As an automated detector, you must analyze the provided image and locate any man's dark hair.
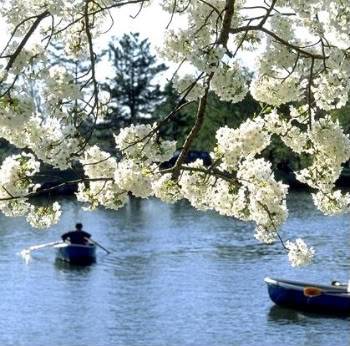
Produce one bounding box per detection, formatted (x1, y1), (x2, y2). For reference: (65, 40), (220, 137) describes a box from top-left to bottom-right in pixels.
(75, 223), (83, 230)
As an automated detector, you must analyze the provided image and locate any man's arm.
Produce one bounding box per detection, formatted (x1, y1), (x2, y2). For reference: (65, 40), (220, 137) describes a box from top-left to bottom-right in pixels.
(61, 231), (71, 241)
(82, 231), (91, 239)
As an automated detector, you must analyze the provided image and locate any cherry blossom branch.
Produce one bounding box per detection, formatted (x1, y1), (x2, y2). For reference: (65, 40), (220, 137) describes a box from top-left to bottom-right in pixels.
(217, 0), (235, 45)
(0, 178), (113, 202)
(0, 13), (48, 58)
(172, 74), (213, 178)
(42, 0), (148, 41)
(4, 11), (50, 73)
(171, 0), (237, 177)
(229, 25), (325, 60)
(259, 0), (277, 27)
(307, 57), (315, 129)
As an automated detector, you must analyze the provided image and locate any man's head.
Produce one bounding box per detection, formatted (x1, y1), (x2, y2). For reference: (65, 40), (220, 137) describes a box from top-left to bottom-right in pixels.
(75, 223), (83, 231)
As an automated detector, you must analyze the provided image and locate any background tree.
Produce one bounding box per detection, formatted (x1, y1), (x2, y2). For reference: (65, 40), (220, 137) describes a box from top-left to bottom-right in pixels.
(154, 81), (299, 182)
(102, 32), (167, 128)
(153, 81), (194, 145)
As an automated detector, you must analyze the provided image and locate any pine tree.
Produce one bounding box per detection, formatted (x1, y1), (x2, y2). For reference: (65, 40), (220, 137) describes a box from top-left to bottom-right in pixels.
(103, 33), (167, 128)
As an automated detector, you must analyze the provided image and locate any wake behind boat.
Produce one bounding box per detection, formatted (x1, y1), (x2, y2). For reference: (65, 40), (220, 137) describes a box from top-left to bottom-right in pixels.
(264, 277), (350, 315)
(55, 243), (97, 265)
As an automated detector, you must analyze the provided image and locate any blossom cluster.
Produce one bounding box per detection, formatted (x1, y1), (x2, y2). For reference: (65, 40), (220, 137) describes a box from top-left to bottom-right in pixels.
(0, 153), (40, 201)
(26, 202), (62, 229)
(160, 1), (246, 103)
(3, 0), (350, 267)
(114, 123), (176, 163)
(295, 117), (350, 193)
(0, 153), (61, 228)
(237, 157), (288, 244)
(77, 145), (128, 210)
(77, 126), (177, 207)
(285, 239), (315, 267)
(215, 117), (271, 171)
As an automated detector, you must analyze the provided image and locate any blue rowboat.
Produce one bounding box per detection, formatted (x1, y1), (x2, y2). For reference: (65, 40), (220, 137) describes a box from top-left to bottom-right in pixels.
(264, 277), (350, 315)
(55, 243), (96, 265)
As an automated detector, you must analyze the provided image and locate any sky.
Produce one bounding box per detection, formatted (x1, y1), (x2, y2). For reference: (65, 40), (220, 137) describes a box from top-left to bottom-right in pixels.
(96, 2), (193, 82)
(106, 3), (175, 51)
(95, 2), (180, 82)
(96, 2), (258, 82)
(0, 2), (259, 84)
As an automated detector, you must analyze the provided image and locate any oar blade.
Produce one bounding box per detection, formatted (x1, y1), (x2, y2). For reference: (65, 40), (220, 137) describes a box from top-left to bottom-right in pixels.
(19, 240), (62, 263)
(19, 249), (32, 264)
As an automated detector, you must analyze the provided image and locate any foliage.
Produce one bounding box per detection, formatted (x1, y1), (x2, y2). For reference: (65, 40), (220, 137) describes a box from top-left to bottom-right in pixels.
(2, 0), (350, 266)
(153, 82), (195, 146)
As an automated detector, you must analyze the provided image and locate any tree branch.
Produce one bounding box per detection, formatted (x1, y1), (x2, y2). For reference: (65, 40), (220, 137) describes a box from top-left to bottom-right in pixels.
(229, 25), (325, 59)
(4, 11), (50, 73)
(0, 178), (113, 202)
(172, 73), (213, 178)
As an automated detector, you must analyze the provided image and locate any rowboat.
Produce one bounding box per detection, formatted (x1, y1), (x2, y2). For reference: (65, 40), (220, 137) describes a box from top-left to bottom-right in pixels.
(55, 243), (96, 265)
(264, 277), (350, 315)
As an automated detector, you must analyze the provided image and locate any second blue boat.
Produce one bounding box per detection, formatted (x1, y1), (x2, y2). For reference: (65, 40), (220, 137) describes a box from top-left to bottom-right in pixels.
(264, 277), (350, 315)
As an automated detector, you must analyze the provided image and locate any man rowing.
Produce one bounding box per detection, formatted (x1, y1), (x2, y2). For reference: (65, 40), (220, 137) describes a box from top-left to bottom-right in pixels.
(61, 223), (91, 245)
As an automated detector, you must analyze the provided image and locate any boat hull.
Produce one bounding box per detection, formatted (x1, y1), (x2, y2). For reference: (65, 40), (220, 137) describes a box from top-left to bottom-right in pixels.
(264, 277), (350, 315)
(55, 243), (96, 265)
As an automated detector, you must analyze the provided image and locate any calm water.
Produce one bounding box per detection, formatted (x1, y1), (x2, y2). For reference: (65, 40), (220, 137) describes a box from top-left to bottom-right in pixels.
(0, 192), (349, 346)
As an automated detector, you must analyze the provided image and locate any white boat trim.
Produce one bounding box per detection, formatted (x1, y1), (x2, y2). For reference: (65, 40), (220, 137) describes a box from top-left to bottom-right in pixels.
(54, 243), (95, 249)
(264, 276), (348, 293)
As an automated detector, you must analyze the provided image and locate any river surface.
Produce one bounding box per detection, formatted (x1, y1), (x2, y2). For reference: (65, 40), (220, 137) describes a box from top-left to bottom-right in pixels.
(0, 192), (349, 346)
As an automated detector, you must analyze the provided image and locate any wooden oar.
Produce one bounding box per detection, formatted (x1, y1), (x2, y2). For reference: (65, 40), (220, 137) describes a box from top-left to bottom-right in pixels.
(303, 286), (347, 297)
(25, 241), (62, 252)
(20, 240), (63, 262)
(87, 238), (111, 254)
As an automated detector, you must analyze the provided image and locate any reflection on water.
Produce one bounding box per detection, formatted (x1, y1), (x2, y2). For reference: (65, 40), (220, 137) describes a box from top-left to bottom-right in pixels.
(54, 259), (95, 273)
(268, 305), (309, 324)
(268, 305), (350, 323)
(0, 192), (348, 346)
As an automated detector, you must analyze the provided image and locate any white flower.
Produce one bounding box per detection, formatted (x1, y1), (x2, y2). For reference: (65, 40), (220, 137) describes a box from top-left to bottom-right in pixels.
(255, 226), (278, 244)
(209, 180), (250, 220)
(0, 95), (34, 127)
(114, 124), (176, 163)
(80, 145), (117, 179)
(312, 190), (350, 215)
(173, 74), (206, 101)
(76, 181), (128, 211)
(0, 153), (40, 199)
(179, 160), (214, 210)
(26, 202), (62, 229)
(114, 160), (155, 198)
(152, 174), (182, 203)
(295, 116), (350, 190)
(211, 63), (248, 103)
(285, 239), (315, 267)
(238, 157), (288, 241)
(214, 117), (271, 171)
(250, 75), (303, 106)
(44, 66), (82, 105)
(77, 146), (129, 210)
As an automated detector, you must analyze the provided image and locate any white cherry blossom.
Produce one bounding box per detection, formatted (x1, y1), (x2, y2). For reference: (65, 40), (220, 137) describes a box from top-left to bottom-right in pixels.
(286, 238), (315, 267)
